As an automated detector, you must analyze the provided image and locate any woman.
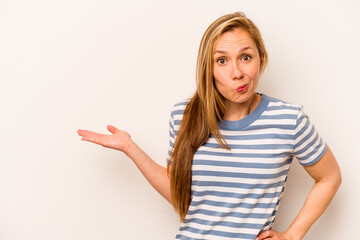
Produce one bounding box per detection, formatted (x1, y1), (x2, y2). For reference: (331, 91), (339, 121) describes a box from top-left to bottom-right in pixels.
(78, 12), (341, 240)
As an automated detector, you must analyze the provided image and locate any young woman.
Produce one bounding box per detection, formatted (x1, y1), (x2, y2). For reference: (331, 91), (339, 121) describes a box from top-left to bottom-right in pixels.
(78, 12), (341, 240)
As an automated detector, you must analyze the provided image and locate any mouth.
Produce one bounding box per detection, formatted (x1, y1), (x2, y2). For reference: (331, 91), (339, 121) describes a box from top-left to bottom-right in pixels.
(236, 84), (248, 92)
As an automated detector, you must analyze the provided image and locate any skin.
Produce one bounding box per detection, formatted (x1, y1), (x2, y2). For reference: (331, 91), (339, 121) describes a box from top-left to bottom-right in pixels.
(77, 28), (342, 240)
(78, 125), (172, 204)
(213, 28), (263, 121)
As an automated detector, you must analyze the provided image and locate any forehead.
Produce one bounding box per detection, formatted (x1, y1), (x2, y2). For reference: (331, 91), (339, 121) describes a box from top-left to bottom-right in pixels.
(214, 28), (257, 52)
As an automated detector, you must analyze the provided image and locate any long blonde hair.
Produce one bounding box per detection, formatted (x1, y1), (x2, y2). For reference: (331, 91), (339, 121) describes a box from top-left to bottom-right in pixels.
(168, 11), (268, 221)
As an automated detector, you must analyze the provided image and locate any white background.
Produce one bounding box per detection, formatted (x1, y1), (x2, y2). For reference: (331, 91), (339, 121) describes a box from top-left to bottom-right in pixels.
(1, 0), (359, 239)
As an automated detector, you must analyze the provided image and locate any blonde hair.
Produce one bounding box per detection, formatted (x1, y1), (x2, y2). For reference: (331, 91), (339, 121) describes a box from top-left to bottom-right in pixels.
(169, 11), (268, 221)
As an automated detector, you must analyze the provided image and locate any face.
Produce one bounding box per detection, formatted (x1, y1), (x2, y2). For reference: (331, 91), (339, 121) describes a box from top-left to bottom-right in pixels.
(213, 28), (263, 107)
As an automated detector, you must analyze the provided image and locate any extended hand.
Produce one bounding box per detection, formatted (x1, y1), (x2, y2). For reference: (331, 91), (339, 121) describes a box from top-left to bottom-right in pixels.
(77, 125), (131, 152)
(257, 230), (293, 240)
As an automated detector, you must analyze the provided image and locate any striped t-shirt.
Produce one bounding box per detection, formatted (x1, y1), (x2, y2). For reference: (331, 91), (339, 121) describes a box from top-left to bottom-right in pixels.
(167, 93), (327, 240)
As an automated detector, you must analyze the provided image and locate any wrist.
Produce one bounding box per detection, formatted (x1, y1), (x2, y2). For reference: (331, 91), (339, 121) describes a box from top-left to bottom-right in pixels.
(123, 138), (136, 156)
(284, 229), (302, 240)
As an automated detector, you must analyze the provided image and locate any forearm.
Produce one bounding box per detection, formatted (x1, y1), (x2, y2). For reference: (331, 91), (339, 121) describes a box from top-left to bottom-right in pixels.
(284, 178), (341, 239)
(124, 139), (172, 204)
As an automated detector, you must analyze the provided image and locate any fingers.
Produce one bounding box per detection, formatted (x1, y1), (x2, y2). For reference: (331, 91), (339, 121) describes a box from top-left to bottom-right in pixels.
(257, 230), (285, 240)
(257, 230), (273, 240)
(77, 126), (122, 149)
(77, 129), (106, 146)
(77, 129), (95, 138)
(107, 125), (119, 134)
(77, 129), (87, 138)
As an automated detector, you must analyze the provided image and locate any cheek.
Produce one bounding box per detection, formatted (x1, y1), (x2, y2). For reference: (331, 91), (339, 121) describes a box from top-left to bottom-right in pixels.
(213, 69), (228, 94)
(246, 64), (261, 78)
(213, 66), (222, 82)
(213, 78), (222, 93)
(213, 66), (229, 86)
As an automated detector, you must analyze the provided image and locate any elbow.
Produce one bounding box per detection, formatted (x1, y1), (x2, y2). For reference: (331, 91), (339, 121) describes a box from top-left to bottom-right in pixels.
(334, 161), (342, 189)
(335, 169), (342, 190)
(329, 167), (342, 193)
(319, 168), (342, 192)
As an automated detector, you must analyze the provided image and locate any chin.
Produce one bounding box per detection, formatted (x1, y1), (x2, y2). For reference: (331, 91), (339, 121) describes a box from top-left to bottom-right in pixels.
(236, 91), (255, 101)
(226, 95), (251, 105)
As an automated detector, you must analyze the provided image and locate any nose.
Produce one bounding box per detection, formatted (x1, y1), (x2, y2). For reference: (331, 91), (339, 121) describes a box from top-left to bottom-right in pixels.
(231, 62), (243, 80)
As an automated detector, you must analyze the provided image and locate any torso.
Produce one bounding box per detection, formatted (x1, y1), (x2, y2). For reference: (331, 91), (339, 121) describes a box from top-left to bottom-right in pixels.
(168, 93), (327, 240)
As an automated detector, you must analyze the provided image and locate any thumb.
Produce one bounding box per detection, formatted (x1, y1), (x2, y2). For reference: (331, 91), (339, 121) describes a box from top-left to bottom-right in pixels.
(107, 125), (119, 134)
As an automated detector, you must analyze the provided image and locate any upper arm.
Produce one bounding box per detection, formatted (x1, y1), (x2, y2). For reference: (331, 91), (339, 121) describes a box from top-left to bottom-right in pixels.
(166, 104), (175, 166)
(293, 107), (328, 167)
(303, 147), (342, 185)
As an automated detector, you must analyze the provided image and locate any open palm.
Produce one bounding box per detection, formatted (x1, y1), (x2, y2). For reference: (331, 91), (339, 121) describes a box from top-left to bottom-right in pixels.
(77, 125), (131, 152)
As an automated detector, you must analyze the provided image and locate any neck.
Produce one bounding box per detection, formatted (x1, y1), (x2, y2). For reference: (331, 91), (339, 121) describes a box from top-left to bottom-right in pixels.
(222, 93), (260, 121)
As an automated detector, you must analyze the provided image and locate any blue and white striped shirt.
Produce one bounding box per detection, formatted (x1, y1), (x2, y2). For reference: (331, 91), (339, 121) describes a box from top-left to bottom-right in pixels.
(167, 93), (327, 240)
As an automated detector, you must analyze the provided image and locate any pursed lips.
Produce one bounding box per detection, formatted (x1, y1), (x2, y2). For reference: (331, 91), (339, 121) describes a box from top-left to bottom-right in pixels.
(236, 84), (248, 92)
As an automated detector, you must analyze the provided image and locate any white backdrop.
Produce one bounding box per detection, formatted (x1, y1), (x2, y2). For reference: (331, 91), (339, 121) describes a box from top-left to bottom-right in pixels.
(1, 0), (359, 239)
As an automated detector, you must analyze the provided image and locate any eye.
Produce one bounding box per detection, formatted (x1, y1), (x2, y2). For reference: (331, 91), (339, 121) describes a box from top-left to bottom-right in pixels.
(241, 54), (252, 61)
(216, 58), (227, 65)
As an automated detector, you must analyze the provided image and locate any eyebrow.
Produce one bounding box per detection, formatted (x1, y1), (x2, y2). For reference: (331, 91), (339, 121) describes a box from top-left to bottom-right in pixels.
(214, 46), (253, 54)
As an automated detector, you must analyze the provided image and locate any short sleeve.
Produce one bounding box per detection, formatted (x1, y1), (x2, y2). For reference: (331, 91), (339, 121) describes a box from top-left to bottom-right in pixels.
(166, 106), (175, 166)
(293, 107), (328, 166)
